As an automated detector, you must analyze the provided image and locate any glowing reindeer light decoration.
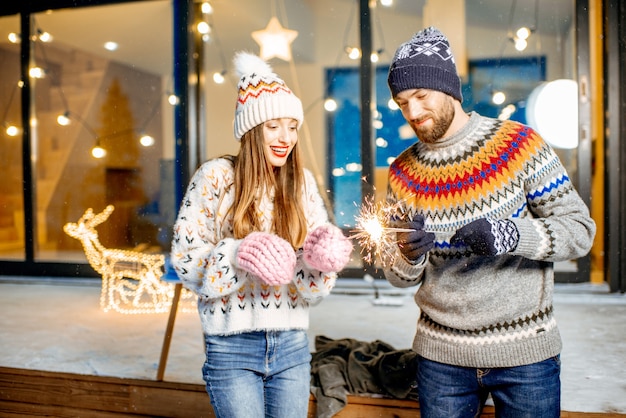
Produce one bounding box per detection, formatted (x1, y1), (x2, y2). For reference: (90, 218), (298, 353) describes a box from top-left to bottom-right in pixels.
(63, 205), (174, 314)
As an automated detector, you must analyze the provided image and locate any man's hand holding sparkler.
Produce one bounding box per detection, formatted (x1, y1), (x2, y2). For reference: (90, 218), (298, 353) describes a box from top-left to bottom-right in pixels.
(391, 214), (436, 264)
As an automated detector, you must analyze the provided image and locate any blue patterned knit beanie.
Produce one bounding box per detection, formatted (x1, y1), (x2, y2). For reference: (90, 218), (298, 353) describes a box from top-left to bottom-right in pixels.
(388, 26), (463, 102)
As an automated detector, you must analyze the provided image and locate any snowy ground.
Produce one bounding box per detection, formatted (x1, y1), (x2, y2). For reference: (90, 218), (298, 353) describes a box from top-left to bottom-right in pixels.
(0, 278), (625, 414)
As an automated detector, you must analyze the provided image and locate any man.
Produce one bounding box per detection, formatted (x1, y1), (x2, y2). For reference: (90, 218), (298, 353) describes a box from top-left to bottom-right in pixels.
(383, 26), (596, 418)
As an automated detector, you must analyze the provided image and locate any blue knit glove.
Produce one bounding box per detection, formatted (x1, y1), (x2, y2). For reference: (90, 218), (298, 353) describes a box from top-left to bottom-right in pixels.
(451, 218), (519, 256)
(391, 214), (435, 263)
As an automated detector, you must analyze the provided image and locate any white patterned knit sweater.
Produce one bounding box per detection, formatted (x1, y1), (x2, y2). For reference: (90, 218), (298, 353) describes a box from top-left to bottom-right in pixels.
(384, 113), (596, 368)
(171, 157), (336, 336)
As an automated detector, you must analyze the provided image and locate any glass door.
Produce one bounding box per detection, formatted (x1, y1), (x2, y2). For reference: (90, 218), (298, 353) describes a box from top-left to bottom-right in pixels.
(0, 1), (176, 267)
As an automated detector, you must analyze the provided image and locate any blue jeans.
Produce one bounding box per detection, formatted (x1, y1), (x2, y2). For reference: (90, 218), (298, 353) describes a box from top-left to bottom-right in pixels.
(417, 355), (561, 418)
(202, 330), (312, 418)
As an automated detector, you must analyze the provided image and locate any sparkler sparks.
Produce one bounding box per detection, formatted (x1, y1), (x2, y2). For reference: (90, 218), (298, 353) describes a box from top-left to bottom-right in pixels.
(351, 198), (411, 266)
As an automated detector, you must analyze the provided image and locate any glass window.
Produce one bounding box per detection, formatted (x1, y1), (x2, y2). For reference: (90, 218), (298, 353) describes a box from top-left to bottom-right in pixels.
(23, 1), (174, 263)
(0, 14), (25, 261)
(327, 0), (577, 272)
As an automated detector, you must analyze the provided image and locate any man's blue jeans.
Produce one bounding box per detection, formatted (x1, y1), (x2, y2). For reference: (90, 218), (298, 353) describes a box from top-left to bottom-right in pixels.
(417, 355), (561, 418)
(202, 330), (311, 418)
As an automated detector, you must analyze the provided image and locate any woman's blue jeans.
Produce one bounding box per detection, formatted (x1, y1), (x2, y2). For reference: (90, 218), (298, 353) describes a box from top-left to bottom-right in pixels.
(417, 355), (561, 418)
(202, 330), (312, 418)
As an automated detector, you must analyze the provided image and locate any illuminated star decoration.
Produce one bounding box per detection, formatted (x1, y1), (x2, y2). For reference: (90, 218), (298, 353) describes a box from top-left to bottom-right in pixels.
(252, 16), (298, 61)
(351, 196), (412, 267)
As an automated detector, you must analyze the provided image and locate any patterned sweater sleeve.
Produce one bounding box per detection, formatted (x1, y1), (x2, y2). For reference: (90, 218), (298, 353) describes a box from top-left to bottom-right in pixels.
(293, 169), (337, 303)
(510, 131), (596, 262)
(170, 159), (247, 299)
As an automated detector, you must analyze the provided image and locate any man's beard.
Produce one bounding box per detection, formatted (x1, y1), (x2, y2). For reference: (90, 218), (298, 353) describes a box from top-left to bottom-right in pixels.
(412, 98), (455, 144)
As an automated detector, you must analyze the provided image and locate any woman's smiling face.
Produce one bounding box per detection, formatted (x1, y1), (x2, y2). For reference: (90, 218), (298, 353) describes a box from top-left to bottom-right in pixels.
(262, 118), (299, 167)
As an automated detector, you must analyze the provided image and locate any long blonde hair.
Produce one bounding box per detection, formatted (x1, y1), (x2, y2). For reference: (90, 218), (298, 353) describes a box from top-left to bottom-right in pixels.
(230, 123), (308, 249)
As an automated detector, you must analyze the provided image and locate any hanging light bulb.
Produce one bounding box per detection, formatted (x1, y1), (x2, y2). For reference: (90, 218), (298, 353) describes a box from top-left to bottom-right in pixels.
(6, 125), (20, 136)
(514, 37), (527, 51)
(139, 134), (155, 147)
(212, 70), (226, 84)
(498, 104), (517, 121)
(197, 21), (210, 35)
(104, 41), (119, 51)
(8, 32), (20, 43)
(370, 48), (383, 63)
(57, 111), (70, 126)
(201, 1), (213, 14)
(516, 27), (531, 40)
(324, 98), (338, 112)
(332, 167), (346, 177)
(29, 67), (45, 78)
(492, 90), (506, 105)
(346, 46), (361, 60)
(168, 93), (179, 105)
(92, 145), (106, 159)
(37, 30), (53, 42)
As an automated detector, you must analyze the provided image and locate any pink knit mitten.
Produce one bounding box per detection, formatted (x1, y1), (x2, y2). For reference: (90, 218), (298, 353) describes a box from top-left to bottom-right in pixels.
(303, 224), (353, 272)
(236, 232), (296, 286)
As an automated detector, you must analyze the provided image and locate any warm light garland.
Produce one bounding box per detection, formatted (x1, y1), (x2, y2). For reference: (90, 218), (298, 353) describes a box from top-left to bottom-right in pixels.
(64, 205), (195, 314)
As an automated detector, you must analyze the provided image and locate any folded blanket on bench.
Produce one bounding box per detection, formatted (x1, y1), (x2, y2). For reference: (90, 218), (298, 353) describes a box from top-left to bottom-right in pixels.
(310, 335), (419, 418)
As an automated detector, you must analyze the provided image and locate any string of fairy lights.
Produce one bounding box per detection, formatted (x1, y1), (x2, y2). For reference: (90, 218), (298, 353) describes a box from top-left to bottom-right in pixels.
(2, 17), (169, 160)
(489, 0), (540, 119)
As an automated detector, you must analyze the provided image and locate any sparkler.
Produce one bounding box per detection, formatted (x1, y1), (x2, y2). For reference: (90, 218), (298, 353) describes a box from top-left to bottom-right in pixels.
(351, 197), (412, 266)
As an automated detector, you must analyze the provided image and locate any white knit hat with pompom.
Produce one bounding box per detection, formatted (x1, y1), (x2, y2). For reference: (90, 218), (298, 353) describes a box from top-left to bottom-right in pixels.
(233, 51), (304, 140)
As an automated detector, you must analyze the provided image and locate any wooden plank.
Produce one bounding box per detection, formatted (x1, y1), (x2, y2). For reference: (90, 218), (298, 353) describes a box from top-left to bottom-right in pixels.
(128, 385), (213, 417)
(0, 400), (144, 418)
(308, 395), (496, 418)
(0, 369), (133, 412)
(0, 367), (214, 417)
(2, 367), (626, 418)
(309, 395), (626, 418)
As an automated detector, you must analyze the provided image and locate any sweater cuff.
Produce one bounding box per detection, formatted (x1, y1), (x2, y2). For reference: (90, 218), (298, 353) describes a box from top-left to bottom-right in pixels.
(393, 246), (428, 277)
(509, 219), (540, 259)
(222, 237), (243, 269)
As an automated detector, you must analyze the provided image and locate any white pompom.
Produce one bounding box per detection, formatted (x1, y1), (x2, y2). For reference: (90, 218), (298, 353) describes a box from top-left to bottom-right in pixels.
(233, 51), (274, 78)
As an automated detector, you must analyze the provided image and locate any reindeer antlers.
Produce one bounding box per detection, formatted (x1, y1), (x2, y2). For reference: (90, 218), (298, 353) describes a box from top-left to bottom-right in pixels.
(78, 205), (115, 227)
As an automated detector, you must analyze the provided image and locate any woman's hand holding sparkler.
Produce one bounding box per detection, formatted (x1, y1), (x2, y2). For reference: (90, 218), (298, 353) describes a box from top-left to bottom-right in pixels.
(391, 214), (435, 264)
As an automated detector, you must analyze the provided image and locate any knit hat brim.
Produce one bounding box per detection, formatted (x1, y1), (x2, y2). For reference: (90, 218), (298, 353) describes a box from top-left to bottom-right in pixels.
(234, 90), (303, 140)
(388, 63), (462, 102)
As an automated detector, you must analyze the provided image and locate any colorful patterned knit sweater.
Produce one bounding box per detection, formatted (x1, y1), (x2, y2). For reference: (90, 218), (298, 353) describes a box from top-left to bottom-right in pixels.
(171, 157), (336, 336)
(384, 112), (596, 368)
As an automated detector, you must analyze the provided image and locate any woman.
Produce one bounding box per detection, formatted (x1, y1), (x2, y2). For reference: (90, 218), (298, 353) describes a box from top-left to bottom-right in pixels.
(171, 51), (352, 418)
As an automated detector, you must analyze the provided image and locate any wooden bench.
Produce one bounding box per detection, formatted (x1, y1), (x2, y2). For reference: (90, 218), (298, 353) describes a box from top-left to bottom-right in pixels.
(1, 367), (623, 417)
(309, 395), (622, 418)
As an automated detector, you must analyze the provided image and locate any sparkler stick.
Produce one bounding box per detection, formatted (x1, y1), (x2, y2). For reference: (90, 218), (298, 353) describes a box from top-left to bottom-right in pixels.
(385, 227), (415, 233)
(350, 197), (412, 266)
